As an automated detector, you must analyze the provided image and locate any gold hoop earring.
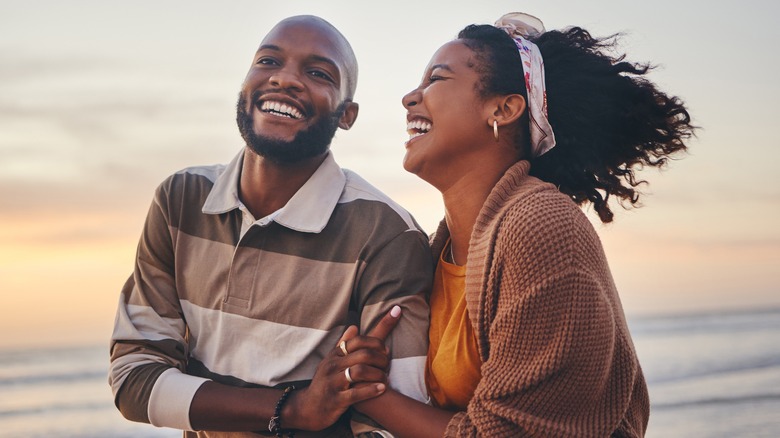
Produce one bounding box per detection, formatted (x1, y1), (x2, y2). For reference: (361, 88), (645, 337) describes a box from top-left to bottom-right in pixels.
(493, 120), (499, 142)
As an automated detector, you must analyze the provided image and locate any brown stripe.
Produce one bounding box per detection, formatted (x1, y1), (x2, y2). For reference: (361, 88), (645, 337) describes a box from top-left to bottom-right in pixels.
(110, 339), (188, 422)
(173, 234), (233, 311)
(355, 229), (432, 307)
(113, 362), (170, 423)
(159, 171), (427, 263)
(362, 294), (430, 359)
(110, 338), (187, 367)
(174, 229), (431, 333)
(164, 171), (241, 246)
(186, 356), (312, 390)
(257, 199), (414, 262)
(123, 273), (181, 320)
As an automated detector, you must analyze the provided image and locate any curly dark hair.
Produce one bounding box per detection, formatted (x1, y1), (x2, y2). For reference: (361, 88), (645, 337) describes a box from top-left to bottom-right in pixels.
(458, 24), (695, 223)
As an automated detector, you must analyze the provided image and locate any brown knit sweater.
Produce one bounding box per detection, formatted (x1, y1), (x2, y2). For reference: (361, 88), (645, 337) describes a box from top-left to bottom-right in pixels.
(430, 160), (649, 437)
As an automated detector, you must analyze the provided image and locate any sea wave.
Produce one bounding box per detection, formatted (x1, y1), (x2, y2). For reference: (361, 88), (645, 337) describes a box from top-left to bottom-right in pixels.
(0, 369), (106, 387)
(654, 393), (780, 410)
(629, 307), (780, 336)
(646, 355), (780, 384)
(0, 401), (110, 419)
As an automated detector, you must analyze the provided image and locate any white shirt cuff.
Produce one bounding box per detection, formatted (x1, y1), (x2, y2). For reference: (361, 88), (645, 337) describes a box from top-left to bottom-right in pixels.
(148, 368), (210, 430)
(388, 355), (430, 404)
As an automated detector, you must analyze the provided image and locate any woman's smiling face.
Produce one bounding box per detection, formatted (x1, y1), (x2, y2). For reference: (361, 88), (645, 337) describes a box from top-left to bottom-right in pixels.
(401, 41), (494, 187)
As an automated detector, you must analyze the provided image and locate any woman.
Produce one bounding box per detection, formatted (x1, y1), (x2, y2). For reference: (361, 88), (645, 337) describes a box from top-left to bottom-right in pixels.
(347, 12), (693, 437)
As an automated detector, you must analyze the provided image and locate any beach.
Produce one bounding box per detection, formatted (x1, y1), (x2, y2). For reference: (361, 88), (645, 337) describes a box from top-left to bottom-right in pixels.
(1, 306), (778, 437)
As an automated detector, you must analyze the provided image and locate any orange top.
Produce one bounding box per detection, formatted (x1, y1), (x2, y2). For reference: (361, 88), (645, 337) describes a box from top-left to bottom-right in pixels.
(425, 242), (482, 410)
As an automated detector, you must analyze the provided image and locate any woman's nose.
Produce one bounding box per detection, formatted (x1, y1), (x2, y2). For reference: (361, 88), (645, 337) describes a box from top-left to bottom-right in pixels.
(402, 88), (420, 108)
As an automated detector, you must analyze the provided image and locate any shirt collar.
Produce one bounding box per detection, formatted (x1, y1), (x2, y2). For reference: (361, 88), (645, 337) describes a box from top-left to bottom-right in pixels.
(202, 149), (346, 234)
(202, 149), (244, 215)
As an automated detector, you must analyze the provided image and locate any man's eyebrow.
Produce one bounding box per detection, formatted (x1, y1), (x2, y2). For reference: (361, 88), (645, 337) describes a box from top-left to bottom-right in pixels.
(309, 54), (340, 73)
(258, 44), (282, 52)
(256, 45), (340, 73)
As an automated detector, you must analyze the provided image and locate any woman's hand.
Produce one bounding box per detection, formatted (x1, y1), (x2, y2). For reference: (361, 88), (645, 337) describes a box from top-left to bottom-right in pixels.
(285, 306), (403, 431)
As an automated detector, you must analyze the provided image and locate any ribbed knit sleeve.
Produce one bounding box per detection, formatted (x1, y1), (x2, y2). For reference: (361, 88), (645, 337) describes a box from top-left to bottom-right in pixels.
(442, 161), (649, 437)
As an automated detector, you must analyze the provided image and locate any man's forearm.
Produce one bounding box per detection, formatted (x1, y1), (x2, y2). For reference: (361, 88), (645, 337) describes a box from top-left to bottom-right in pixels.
(189, 381), (295, 431)
(188, 328), (391, 433)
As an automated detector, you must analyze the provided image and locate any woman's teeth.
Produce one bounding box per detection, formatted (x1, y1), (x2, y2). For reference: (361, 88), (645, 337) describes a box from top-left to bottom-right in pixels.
(407, 119), (431, 139)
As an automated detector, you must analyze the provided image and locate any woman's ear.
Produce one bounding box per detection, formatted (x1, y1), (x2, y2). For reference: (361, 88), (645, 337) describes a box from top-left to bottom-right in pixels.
(488, 94), (526, 127)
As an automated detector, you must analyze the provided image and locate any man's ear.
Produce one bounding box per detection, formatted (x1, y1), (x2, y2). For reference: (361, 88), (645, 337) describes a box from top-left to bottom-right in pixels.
(488, 94), (526, 127)
(338, 101), (359, 130)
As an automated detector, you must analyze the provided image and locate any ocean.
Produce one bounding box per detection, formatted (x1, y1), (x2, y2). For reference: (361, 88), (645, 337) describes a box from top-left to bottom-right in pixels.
(1, 307), (778, 437)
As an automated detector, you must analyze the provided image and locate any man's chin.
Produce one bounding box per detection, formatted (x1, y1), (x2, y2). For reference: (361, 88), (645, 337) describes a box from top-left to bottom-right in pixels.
(251, 132), (293, 144)
(237, 96), (345, 165)
(251, 121), (302, 142)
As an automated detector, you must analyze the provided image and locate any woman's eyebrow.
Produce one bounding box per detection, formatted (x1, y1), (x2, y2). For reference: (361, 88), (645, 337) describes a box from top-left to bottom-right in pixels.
(430, 64), (454, 73)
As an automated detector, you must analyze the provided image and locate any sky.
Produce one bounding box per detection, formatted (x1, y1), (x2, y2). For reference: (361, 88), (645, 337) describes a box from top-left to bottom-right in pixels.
(1, 0), (778, 349)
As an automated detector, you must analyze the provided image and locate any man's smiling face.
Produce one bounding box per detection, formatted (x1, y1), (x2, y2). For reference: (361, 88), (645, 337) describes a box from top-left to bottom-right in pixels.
(236, 17), (358, 164)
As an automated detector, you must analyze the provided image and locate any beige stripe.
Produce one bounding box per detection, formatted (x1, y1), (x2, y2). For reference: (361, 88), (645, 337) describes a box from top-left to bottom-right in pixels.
(113, 301), (187, 342)
(181, 300), (344, 387)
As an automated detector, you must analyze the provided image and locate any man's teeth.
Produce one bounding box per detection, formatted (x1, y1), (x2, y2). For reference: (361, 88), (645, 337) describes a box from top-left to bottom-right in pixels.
(260, 101), (303, 119)
(407, 120), (432, 139)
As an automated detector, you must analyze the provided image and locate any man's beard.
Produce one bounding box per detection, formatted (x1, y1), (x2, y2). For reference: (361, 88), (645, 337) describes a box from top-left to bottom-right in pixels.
(236, 92), (347, 165)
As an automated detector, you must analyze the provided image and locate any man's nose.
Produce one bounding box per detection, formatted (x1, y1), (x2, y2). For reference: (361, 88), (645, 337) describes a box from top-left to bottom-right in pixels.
(269, 67), (305, 91)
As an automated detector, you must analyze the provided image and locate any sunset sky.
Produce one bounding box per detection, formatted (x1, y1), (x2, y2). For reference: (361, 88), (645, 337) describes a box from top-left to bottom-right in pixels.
(1, 0), (778, 349)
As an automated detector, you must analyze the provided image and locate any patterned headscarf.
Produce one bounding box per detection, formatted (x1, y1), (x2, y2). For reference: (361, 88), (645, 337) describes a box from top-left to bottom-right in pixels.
(494, 12), (556, 157)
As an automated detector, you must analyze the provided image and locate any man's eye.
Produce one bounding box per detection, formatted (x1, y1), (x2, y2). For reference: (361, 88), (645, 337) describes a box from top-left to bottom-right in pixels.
(257, 58), (278, 65)
(309, 70), (334, 82)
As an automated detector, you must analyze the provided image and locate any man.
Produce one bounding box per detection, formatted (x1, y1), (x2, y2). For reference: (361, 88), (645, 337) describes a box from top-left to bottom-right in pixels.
(109, 16), (432, 437)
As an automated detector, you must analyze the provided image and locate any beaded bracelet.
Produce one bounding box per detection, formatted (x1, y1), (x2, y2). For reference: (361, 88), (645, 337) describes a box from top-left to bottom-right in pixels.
(268, 385), (296, 438)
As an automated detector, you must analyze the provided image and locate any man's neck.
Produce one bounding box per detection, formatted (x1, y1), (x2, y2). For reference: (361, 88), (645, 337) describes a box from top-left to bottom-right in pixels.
(238, 147), (329, 219)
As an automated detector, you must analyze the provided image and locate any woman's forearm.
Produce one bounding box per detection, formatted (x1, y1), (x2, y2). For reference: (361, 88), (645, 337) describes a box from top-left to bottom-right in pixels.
(356, 389), (455, 438)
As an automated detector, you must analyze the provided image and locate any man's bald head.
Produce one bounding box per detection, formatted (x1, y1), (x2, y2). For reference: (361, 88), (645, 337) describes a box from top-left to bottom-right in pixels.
(264, 15), (358, 100)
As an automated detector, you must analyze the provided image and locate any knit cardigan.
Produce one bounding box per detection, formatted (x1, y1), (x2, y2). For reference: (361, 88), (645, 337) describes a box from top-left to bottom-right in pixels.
(430, 160), (649, 437)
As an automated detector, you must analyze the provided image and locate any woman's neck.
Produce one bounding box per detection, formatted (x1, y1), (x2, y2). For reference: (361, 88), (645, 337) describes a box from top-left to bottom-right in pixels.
(442, 162), (511, 265)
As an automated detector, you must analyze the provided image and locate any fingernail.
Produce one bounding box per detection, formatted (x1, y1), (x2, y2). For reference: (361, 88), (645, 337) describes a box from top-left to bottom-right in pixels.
(390, 305), (401, 318)
(376, 383), (386, 392)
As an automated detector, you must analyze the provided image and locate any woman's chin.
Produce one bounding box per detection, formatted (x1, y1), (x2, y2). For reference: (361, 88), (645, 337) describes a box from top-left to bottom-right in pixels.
(402, 153), (420, 175)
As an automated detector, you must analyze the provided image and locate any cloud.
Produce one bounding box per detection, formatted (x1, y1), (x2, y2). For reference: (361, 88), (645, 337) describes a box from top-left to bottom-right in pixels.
(0, 50), (241, 210)
(0, 49), (117, 84)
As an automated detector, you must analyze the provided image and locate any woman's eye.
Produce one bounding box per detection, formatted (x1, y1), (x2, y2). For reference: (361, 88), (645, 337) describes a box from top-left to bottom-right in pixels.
(428, 75), (444, 83)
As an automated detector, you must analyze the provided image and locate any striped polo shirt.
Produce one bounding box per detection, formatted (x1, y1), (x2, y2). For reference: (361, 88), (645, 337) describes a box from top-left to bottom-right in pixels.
(109, 149), (432, 436)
